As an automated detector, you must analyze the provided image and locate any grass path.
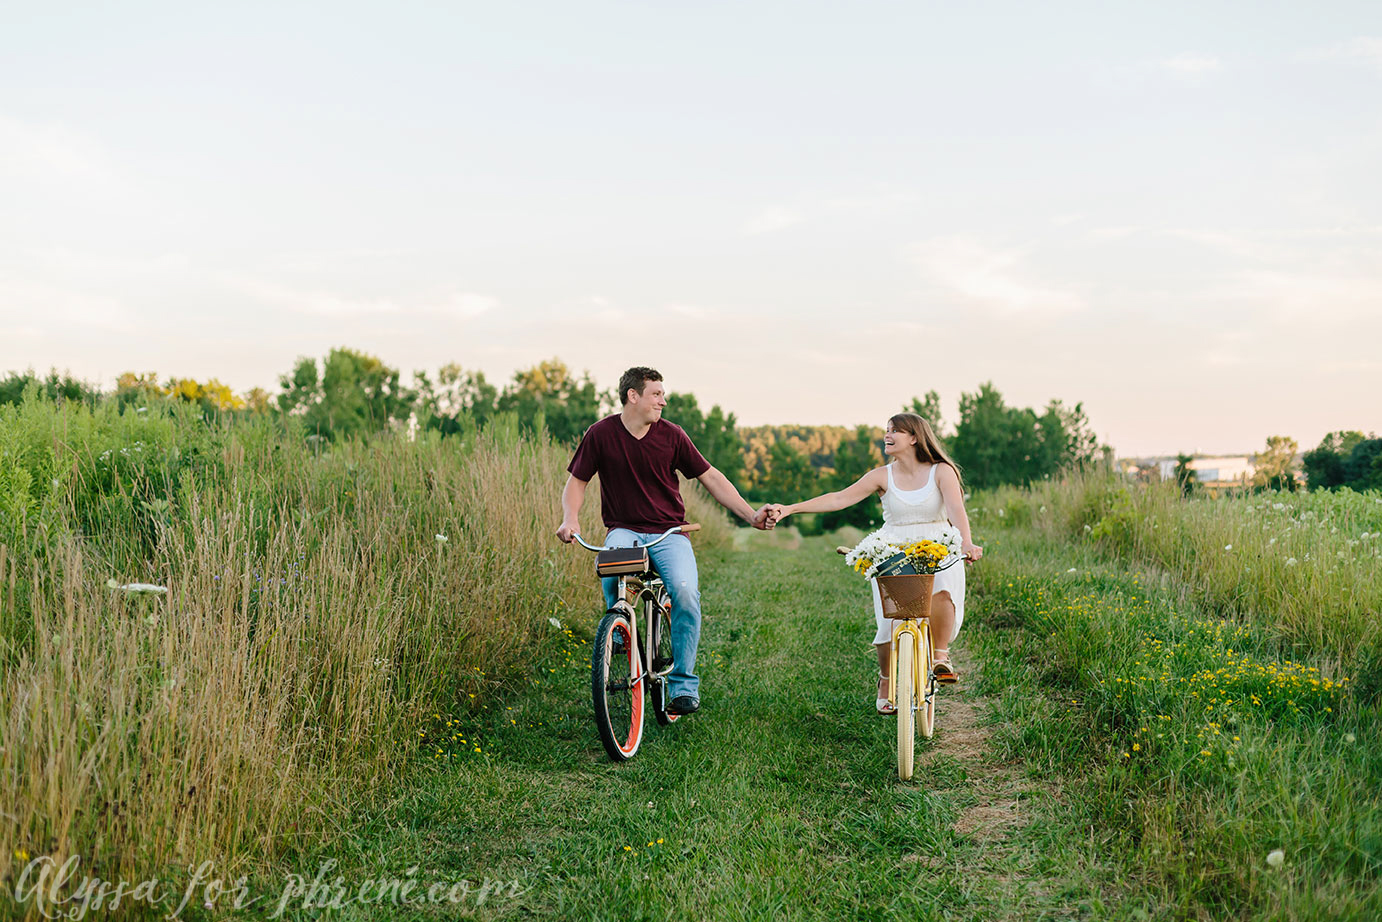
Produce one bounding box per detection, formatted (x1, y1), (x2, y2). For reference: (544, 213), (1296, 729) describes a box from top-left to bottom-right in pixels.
(249, 536), (1129, 922)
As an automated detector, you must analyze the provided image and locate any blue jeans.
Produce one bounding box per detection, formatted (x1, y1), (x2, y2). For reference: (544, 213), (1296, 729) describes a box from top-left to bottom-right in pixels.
(600, 529), (701, 700)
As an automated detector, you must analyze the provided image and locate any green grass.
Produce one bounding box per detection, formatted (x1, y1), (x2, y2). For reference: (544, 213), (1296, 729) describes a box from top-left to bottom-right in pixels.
(965, 517), (1382, 921)
(162, 537), (1151, 922)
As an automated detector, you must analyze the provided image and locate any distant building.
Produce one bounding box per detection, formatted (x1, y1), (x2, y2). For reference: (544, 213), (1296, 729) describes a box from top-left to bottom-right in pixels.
(1145, 456), (1255, 490)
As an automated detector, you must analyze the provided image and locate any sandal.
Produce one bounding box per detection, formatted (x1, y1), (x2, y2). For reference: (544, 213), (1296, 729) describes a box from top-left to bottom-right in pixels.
(932, 649), (959, 685)
(876, 672), (897, 715)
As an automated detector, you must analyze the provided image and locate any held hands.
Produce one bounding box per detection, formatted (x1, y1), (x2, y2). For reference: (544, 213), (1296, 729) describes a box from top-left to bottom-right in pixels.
(751, 503), (788, 530)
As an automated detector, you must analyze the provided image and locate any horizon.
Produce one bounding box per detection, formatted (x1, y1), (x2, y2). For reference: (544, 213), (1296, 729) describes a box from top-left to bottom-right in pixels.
(3, 2), (1380, 458)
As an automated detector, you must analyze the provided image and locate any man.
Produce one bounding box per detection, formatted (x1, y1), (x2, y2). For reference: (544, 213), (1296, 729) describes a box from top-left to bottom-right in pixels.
(556, 366), (773, 715)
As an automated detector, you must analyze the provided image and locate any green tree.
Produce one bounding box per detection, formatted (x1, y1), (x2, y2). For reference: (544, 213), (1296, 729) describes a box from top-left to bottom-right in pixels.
(1302, 431), (1367, 490)
(497, 358), (603, 444)
(905, 391), (945, 436)
(818, 425), (884, 532)
(277, 347), (413, 440)
(0, 370), (101, 407)
(666, 392), (745, 489)
(1252, 435), (1299, 491)
(950, 382), (1040, 489)
(757, 441), (819, 505)
(1344, 438), (1382, 491)
(1173, 453), (1199, 497)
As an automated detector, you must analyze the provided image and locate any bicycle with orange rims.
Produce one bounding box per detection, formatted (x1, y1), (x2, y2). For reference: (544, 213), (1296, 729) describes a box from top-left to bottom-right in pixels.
(573, 524), (700, 761)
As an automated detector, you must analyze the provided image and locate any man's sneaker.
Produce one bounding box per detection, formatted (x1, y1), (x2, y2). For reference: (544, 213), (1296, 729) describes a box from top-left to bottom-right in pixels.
(667, 695), (700, 716)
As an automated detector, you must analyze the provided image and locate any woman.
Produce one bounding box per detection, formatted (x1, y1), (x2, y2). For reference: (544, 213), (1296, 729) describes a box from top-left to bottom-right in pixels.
(769, 413), (982, 714)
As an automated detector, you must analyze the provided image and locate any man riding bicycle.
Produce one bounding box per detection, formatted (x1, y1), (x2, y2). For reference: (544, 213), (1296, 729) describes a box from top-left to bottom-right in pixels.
(556, 366), (773, 716)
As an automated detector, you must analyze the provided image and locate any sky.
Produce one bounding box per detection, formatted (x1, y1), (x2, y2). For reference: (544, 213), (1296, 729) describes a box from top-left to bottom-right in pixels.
(2, 1), (1380, 456)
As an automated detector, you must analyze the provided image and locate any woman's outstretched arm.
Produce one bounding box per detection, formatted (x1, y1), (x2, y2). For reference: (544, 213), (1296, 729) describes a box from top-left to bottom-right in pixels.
(774, 467), (887, 521)
(935, 464), (983, 560)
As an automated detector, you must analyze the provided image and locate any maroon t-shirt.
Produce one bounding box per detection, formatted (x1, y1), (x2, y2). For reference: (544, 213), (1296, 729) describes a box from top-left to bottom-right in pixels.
(568, 414), (712, 532)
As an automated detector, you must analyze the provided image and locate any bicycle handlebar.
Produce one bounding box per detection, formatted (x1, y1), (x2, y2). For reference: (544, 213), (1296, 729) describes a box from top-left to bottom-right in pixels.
(571, 523), (700, 553)
(834, 545), (971, 568)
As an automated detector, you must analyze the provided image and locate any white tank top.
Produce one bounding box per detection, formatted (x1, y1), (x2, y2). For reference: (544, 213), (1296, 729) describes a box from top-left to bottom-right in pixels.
(881, 463), (948, 528)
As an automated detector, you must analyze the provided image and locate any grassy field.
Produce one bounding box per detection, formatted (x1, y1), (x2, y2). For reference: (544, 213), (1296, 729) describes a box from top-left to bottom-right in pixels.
(6, 398), (1379, 920)
(0, 395), (732, 904)
(965, 477), (1382, 920)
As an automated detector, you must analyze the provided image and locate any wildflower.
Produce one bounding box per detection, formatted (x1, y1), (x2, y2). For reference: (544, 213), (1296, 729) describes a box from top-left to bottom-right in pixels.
(1345, 733), (1356, 744)
(108, 580), (169, 594)
(1266, 849), (1285, 869)
(1224, 544), (1232, 551)
(1285, 558), (1298, 566)
(435, 534), (449, 544)
(548, 617), (563, 629)
(1132, 743), (1141, 752)
(1067, 567), (1077, 573)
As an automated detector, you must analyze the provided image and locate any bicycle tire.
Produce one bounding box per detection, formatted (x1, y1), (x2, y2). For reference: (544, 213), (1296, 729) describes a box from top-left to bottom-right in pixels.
(918, 621), (935, 740)
(649, 592), (679, 726)
(896, 639), (916, 781)
(592, 609), (644, 761)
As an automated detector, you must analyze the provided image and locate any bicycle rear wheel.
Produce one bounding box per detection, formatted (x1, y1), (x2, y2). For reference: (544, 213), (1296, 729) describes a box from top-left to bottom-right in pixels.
(592, 609), (644, 761)
(896, 639), (916, 781)
(918, 621), (935, 740)
(650, 591), (679, 726)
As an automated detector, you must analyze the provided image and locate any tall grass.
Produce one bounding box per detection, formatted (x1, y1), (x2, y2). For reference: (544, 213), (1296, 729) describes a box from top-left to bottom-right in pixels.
(0, 397), (730, 893)
(966, 474), (1382, 918)
(975, 473), (1382, 667)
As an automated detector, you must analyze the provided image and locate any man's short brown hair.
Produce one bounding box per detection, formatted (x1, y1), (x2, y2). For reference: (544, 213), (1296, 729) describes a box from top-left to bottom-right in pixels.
(617, 366), (662, 405)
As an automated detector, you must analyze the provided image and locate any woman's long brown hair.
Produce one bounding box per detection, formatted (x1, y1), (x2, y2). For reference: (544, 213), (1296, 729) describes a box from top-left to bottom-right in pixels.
(887, 412), (965, 494)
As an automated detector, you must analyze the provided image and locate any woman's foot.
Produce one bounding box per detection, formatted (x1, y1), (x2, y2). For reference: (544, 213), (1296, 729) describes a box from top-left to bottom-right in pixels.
(933, 649), (959, 684)
(876, 672), (896, 714)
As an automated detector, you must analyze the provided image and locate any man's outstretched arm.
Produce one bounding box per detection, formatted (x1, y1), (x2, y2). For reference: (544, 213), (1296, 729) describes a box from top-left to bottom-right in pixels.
(696, 467), (773, 530)
(556, 475), (588, 543)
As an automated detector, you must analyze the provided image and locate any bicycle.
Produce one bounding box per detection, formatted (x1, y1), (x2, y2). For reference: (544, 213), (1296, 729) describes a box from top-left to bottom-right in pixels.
(573, 524), (700, 761)
(837, 546), (961, 781)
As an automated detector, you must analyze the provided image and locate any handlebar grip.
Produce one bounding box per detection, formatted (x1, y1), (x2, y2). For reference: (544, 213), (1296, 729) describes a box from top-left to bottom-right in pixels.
(835, 546), (851, 556)
(680, 523), (702, 534)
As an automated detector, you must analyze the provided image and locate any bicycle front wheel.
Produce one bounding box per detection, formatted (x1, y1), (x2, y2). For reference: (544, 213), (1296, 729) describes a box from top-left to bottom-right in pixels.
(896, 639), (916, 781)
(592, 609), (644, 761)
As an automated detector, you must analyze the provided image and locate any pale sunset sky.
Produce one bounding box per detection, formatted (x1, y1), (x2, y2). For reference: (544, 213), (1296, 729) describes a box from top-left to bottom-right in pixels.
(2, 2), (1380, 456)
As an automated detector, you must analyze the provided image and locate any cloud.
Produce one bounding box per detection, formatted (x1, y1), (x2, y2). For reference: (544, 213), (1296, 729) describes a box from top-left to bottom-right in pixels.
(910, 235), (1084, 315)
(0, 114), (113, 180)
(431, 292), (499, 318)
(0, 272), (129, 329)
(230, 277), (500, 319)
(1312, 36), (1382, 71)
(1160, 53), (1225, 77)
(740, 206), (803, 236)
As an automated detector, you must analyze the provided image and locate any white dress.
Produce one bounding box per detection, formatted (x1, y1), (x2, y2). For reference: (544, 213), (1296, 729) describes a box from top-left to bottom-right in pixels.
(868, 463), (965, 646)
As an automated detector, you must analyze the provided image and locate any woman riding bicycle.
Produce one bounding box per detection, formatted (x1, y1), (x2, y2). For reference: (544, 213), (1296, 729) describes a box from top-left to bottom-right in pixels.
(765, 413), (982, 714)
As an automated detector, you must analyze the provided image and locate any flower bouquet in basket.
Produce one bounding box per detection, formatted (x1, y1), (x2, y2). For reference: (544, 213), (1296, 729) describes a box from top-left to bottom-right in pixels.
(844, 529), (963, 619)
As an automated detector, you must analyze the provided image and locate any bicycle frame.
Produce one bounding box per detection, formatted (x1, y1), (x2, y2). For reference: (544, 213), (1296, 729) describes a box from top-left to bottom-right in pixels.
(575, 525), (689, 688)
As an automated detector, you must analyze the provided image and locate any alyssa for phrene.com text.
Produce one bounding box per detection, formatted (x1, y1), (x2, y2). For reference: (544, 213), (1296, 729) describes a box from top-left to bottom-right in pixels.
(12, 854), (527, 919)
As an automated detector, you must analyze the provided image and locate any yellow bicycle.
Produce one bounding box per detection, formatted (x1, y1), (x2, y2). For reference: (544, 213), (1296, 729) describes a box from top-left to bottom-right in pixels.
(838, 548), (956, 781)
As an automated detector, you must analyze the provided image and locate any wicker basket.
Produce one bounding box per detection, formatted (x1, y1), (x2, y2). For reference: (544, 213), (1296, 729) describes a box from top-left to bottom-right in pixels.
(876, 573), (935, 620)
